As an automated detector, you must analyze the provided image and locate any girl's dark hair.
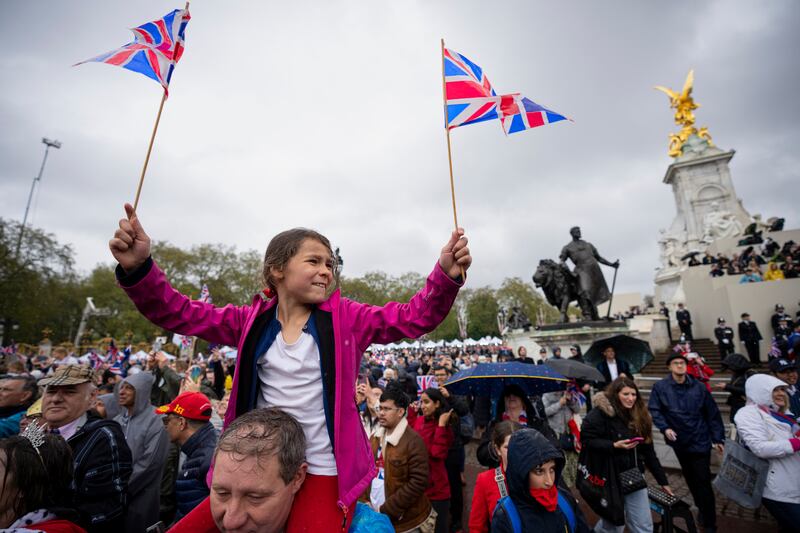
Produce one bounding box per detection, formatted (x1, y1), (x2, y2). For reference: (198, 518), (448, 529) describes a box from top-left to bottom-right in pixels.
(0, 433), (75, 519)
(491, 420), (522, 449)
(421, 387), (459, 430)
(261, 228), (336, 292)
(606, 376), (654, 443)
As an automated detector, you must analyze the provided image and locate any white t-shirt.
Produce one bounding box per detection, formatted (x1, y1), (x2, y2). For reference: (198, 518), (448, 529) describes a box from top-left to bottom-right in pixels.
(608, 360), (619, 381)
(257, 330), (337, 475)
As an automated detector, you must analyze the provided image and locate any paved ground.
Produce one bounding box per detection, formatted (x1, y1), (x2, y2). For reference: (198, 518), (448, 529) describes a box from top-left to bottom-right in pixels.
(461, 442), (777, 533)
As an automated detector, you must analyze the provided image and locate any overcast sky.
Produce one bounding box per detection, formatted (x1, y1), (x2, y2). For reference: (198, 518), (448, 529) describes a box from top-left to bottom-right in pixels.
(1, 1), (798, 299)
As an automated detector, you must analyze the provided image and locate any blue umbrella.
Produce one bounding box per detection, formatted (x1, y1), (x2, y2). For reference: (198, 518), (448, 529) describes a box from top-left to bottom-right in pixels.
(443, 362), (568, 397)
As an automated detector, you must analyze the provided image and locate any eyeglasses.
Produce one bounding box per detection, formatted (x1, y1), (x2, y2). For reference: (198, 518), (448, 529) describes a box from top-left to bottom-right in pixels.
(162, 414), (183, 425)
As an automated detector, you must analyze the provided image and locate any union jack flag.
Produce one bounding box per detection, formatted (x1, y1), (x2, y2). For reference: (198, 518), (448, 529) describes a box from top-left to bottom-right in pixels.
(75, 8), (190, 94)
(444, 48), (501, 129)
(443, 46), (569, 135)
(499, 94), (568, 135)
(199, 283), (212, 304)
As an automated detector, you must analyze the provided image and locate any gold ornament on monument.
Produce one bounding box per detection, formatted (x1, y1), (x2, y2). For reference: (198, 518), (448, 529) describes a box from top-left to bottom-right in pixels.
(654, 70), (713, 157)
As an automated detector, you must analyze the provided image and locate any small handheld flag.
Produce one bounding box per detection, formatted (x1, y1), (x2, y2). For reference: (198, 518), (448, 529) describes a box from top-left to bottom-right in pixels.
(75, 4), (191, 211)
(75, 8), (190, 95)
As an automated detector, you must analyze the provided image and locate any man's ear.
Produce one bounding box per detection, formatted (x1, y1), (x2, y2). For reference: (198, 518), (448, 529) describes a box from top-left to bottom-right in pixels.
(290, 463), (308, 495)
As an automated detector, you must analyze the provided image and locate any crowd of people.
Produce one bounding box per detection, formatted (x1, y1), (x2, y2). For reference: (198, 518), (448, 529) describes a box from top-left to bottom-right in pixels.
(0, 204), (798, 533)
(682, 238), (800, 282)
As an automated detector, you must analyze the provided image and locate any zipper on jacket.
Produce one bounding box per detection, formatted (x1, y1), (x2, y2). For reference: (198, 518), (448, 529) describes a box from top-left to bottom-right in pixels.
(340, 503), (348, 532)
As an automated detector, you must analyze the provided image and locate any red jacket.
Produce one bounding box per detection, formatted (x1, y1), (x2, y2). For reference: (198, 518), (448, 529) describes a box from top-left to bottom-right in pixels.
(407, 409), (453, 501)
(468, 467), (506, 533)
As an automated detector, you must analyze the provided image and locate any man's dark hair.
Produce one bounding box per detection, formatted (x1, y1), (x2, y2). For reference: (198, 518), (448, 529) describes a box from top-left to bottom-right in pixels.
(3, 375), (39, 405)
(380, 382), (410, 412)
(432, 365), (450, 375)
(216, 408), (305, 485)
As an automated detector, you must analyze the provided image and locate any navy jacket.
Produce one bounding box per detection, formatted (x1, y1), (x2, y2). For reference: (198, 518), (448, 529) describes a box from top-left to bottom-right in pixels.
(175, 422), (218, 520)
(491, 429), (590, 533)
(595, 359), (633, 386)
(648, 375), (725, 454)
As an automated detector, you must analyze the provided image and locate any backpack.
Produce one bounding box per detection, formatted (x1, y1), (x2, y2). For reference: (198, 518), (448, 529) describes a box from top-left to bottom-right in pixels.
(497, 493), (576, 533)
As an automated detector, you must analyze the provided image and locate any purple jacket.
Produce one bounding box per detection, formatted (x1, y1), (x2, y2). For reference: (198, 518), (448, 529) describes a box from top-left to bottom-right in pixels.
(119, 258), (462, 510)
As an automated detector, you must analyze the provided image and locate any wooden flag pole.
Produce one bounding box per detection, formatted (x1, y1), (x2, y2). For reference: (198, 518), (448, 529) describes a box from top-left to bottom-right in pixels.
(132, 1), (190, 211)
(440, 39), (465, 279)
(133, 89), (167, 211)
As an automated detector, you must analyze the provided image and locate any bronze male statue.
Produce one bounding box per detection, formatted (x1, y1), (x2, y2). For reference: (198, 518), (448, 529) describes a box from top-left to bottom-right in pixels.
(559, 226), (619, 321)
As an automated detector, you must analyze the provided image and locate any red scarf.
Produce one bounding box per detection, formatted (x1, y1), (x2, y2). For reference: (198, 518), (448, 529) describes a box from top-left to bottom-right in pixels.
(529, 485), (558, 511)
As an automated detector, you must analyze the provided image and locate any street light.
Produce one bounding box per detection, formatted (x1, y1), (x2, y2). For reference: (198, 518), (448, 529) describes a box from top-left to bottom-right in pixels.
(14, 137), (62, 259)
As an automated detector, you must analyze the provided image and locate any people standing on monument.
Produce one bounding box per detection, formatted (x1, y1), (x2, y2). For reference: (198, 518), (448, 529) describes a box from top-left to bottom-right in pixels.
(648, 353), (725, 533)
(109, 204), (471, 530)
(675, 303), (693, 341)
(772, 304), (794, 334)
(551, 347), (563, 360)
(596, 345), (632, 387)
(559, 226), (619, 321)
(764, 261), (786, 281)
(658, 302), (672, 343)
(739, 267), (762, 284)
(782, 257), (799, 279)
(738, 312), (763, 366)
(733, 374), (800, 532)
(516, 346), (535, 365)
(714, 318), (735, 357)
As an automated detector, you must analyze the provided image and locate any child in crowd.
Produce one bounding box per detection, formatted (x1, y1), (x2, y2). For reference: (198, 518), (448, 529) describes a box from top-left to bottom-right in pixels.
(490, 428), (590, 533)
(110, 203), (471, 531)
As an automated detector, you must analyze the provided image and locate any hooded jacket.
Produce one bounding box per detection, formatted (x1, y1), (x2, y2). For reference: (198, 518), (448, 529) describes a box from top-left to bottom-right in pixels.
(118, 256), (461, 512)
(491, 429), (589, 533)
(114, 371), (169, 533)
(477, 385), (558, 468)
(733, 374), (800, 503)
(581, 392), (669, 487)
(175, 422), (218, 520)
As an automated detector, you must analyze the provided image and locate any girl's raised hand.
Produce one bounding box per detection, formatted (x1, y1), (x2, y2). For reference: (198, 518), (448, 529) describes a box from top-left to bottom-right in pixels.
(439, 228), (471, 280)
(109, 203), (151, 273)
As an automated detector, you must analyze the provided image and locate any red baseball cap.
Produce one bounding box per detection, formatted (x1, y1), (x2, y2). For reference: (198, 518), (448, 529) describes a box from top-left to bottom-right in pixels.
(155, 392), (213, 421)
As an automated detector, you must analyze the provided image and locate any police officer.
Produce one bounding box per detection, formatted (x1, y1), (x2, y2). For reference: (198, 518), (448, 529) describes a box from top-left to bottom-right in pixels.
(676, 303), (693, 341)
(737, 313), (763, 366)
(714, 318), (735, 357)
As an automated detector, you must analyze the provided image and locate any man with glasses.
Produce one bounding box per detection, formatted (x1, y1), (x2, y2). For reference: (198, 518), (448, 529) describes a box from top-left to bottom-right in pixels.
(367, 385), (434, 532)
(156, 391), (219, 523)
(40, 365), (133, 532)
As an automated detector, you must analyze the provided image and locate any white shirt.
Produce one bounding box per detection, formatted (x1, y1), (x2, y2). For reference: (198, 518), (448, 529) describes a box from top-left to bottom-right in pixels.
(608, 360), (619, 381)
(257, 330), (337, 475)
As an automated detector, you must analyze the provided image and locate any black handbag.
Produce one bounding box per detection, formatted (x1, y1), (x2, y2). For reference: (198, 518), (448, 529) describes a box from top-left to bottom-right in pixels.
(576, 445), (625, 526)
(618, 447), (647, 495)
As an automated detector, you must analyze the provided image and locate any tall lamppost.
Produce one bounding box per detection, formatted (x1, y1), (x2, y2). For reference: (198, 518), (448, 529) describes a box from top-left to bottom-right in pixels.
(14, 137), (62, 258)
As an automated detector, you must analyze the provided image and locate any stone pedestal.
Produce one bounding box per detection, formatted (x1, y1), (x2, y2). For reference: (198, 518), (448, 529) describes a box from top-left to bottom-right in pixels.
(506, 322), (631, 363)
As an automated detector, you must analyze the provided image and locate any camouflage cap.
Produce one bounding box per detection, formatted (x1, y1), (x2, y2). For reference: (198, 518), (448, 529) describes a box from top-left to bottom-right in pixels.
(38, 365), (95, 387)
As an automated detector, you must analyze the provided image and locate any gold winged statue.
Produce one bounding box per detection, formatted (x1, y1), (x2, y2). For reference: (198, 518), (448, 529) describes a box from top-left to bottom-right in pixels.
(654, 70), (713, 157)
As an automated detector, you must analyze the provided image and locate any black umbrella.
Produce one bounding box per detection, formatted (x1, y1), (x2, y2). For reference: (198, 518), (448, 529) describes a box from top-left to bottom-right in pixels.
(544, 358), (604, 381)
(680, 250), (702, 261)
(721, 353), (751, 372)
(584, 335), (654, 374)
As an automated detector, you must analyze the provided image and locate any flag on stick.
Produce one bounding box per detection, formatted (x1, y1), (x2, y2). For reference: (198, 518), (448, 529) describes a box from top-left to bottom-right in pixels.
(75, 8), (190, 95)
(75, 5), (191, 210)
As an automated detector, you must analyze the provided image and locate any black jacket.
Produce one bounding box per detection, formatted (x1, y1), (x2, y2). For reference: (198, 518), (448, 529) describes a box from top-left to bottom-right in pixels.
(67, 412), (133, 533)
(676, 309), (692, 326)
(648, 375), (725, 454)
(175, 422), (219, 520)
(738, 321), (762, 344)
(491, 429), (590, 533)
(714, 326), (734, 346)
(580, 393), (668, 487)
(595, 359), (633, 386)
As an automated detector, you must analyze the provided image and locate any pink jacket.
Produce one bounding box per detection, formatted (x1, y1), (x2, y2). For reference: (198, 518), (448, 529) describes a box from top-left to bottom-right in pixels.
(119, 258), (462, 511)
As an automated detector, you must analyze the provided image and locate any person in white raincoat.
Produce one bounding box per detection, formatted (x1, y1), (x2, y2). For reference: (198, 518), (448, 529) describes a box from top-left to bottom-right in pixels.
(733, 374), (800, 531)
